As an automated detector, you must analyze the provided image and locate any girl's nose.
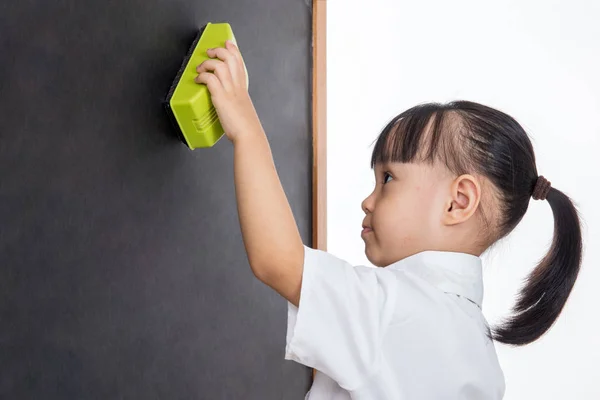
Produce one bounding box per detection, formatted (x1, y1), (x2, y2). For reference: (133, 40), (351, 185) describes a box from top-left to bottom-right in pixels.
(361, 192), (375, 214)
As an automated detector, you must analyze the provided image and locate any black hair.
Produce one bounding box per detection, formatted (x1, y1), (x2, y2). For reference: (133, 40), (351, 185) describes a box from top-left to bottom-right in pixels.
(370, 101), (583, 346)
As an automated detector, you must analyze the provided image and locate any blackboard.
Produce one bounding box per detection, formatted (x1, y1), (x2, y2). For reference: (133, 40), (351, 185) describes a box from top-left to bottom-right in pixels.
(0, 0), (314, 398)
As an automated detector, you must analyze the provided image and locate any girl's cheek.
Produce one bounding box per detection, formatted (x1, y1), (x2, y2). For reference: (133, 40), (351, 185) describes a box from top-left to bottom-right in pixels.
(416, 184), (438, 208)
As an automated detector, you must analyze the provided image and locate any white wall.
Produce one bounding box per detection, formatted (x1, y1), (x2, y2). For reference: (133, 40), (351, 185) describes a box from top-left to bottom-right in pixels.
(327, 1), (600, 398)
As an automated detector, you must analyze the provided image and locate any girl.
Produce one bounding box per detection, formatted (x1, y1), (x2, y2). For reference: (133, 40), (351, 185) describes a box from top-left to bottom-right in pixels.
(195, 41), (583, 399)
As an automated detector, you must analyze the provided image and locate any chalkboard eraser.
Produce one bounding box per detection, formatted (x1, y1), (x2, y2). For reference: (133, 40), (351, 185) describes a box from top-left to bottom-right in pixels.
(164, 22), (243, 150)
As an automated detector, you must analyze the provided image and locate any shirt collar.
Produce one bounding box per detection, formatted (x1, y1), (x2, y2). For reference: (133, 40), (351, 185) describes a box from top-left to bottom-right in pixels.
(386, 250), (484, 308)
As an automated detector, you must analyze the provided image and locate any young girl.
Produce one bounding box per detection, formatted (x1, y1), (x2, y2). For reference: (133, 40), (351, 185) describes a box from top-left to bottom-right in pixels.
(195, 41), (583, 399)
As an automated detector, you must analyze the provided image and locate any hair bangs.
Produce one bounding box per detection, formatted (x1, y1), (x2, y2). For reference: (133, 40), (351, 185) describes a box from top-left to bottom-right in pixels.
(370, 103), (450, 169)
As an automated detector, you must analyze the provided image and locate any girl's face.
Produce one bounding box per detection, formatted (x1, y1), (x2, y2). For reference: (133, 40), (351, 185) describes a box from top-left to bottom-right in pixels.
(361, 161), (452, 267)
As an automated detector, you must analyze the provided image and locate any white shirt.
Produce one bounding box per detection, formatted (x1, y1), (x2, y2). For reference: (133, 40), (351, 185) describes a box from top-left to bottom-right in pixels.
(285, 245), (505, 399)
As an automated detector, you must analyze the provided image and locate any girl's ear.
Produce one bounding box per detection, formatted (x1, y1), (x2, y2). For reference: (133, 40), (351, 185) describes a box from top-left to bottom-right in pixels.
(443, 174), (481, 226)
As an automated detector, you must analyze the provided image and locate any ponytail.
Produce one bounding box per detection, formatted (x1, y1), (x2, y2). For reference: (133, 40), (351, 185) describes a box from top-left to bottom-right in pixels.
(491, 187), (583, 346)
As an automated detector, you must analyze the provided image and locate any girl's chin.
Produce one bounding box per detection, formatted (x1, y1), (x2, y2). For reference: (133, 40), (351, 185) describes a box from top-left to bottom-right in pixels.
(364, 246), (380, 267)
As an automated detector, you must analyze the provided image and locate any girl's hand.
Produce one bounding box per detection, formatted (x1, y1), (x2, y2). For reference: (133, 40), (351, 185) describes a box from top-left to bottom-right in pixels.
(195, 40), (261, 144)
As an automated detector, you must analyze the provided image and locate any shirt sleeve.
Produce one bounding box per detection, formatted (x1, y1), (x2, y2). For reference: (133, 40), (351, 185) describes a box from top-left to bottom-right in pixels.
(284, 245), (399, 391)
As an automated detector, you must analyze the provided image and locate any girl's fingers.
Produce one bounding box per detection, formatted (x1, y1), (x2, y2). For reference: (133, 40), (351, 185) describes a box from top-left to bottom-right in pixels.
(195, 59), (233, 92)
(206, 46), (234, 62)
(206, 41), (246, 88)
(195, 71), (223, 95)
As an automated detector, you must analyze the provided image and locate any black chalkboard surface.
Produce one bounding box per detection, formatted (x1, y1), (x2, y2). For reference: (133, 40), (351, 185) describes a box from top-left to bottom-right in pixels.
(0, 0), (313, 398)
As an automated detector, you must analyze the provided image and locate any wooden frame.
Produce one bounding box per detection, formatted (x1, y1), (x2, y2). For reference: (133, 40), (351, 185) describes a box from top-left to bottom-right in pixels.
(311, 0), (326, 381)
(312, 0), (327, 252)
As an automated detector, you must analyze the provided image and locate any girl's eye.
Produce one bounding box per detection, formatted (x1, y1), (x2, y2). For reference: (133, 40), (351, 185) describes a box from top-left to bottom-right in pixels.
(383, 172), (392, 184)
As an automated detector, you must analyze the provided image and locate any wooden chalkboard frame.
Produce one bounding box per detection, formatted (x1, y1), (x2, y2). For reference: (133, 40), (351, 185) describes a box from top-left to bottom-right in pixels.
(312, 0), (327, 252)
(311, 0), (327, 382)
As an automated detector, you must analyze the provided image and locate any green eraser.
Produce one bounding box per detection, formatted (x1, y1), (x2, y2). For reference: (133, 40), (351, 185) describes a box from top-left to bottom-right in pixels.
(164, 22), (245, 149)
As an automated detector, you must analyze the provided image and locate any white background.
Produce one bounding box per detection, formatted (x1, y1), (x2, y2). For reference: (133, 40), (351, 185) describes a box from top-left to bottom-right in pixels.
(326, 0), (600, 398)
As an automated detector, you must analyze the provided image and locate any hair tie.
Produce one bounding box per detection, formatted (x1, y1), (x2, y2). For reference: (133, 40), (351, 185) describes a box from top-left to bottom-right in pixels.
(532, 175), (551, 201)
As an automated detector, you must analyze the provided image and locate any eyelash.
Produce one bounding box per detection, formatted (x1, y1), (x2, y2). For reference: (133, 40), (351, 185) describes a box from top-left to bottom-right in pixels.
(382, 172), (392, 184)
